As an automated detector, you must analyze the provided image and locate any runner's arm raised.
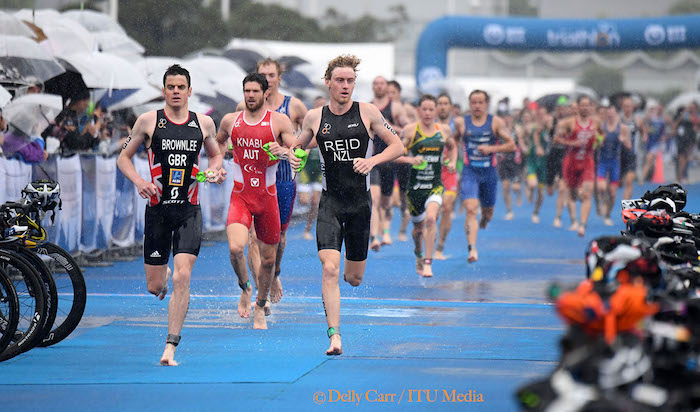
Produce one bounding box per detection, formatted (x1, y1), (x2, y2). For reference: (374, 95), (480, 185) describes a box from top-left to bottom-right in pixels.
(479, 116), (516, 155)
(393, 122), (422, 166)
(199, 114), (224, 183)
(552, 118), (576, 146)
(291, 97), (308, 132)
(215, 113), (237, 161)
(117, 111), (157, 199)
(354, 103), (404, 175)
(392, 101), (410, 132)
(271, 113), (302, 171)
(293, 108), (321, 151)
(619, 123), (632, 150)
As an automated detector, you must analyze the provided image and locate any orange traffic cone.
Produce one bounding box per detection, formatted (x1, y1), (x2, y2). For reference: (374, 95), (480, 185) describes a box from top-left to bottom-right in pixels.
(651, 149), (665, 184)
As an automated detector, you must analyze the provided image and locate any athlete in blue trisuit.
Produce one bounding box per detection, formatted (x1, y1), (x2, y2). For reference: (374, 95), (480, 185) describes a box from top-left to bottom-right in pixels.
(640, 103), (665, 186)
(236, 58), (308, 315)
(595, 104), (631, 226)
(453, 90), (516, 263)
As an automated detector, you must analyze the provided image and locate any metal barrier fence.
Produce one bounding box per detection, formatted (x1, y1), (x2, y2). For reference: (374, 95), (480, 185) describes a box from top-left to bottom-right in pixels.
(0, 154), (270, 264)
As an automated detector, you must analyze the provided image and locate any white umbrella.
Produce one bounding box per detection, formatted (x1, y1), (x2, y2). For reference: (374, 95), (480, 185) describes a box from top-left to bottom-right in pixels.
(138, 57), (218, 98)
(0, 35), (65, 85)
(108, 85), (162, 111)
(93, 31), (144, 56)
(3, 93), (63, 136)
(62, 9), (127, 35)
(15, 9), (96, 55)
(14, 8), (63, 24)
(38, 22), (96, 56)
(0, 11), (35, 38)
(185, 57), (247, 102)
(667, 91), (700, 114)
(0, 85), (12, 108)
(59, 52), (147, 90)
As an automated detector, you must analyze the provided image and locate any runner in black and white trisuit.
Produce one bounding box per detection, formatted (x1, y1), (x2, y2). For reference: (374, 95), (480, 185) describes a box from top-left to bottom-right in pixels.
(369, 76), (408, 250)
(619, 96), (646, 199)
(117, 64), (225, 366)
(295, 55), (404, 356)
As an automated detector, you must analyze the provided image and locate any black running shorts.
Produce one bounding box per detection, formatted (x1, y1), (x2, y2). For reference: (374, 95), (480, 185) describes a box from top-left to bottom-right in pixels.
(316, 190), (372, 261)
(144, 204), (202, 265)
(620, 147), (636, 176)
(370, 163), (395, 197)
(545, 147), (566, 186)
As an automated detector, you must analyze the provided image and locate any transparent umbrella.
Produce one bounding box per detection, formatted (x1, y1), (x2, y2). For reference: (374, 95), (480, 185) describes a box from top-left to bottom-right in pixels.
(0, 35), (65, 85)
(3, 93), (63, 136)
(0, 85), (12, 108)
(62, 9), (127, 35)
(59, 52), (147, 90)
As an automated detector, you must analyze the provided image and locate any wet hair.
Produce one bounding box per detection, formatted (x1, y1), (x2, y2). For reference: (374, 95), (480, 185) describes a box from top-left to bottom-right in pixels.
(418, 94), (437, 106)
(243, 73), (269, 93)
(437, 92), (452, 103)
(387, 80), (401, 92)
(469, 89), (490, 103)
(324, 54), (361, 81)
(256, 58), (283, 76)
(163, 64), (190, 88)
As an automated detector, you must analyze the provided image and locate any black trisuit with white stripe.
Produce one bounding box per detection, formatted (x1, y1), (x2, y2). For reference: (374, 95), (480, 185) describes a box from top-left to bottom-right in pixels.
(315, 102), (373, 261)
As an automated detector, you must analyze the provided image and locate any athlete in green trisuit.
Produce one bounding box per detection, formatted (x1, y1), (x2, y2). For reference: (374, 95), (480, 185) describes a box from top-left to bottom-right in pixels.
(395, 94), (457, 277)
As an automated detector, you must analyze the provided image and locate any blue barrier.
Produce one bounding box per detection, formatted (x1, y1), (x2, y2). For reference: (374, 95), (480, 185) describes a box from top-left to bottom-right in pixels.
(416, 14), (700, 93)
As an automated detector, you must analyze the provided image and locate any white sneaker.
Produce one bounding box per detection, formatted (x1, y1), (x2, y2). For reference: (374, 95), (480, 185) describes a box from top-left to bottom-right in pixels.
(504, 212), (514, 221)
(553, 218), (562, 228)
(604, 218), (614, 226)
(569, 221), (580, 232)
(531, 214), (540, 224)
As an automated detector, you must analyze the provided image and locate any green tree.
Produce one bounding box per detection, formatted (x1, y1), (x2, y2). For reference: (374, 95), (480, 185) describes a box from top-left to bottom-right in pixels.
(64, 0), (407, 57)
(3, 0), (39, 8)
(509, 0), (538, 16)
(577, 64), (624, 97)
(669, 0), (700, 14)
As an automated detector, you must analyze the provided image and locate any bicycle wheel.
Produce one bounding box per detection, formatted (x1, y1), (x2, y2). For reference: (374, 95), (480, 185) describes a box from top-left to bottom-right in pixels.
(0, 249), (47, 362)
(0, 266), (19, 356)
(13, 247), (58, 346)
(33, 242), (86, 346)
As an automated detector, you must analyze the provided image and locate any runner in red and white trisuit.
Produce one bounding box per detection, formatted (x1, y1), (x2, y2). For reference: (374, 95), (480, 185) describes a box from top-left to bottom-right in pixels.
(553, 95), (604, 238)
(216, 73), (299, 330)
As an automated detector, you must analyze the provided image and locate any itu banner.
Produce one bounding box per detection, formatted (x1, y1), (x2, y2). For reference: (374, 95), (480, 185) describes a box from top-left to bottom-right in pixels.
(416, 14), (700, 93)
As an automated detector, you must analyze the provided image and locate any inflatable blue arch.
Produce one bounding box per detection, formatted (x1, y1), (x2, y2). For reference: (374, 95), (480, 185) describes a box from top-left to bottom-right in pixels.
(416, 14), (700, 93)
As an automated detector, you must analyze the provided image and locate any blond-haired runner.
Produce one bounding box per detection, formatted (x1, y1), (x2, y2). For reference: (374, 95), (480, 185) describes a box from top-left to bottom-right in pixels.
(295, 55), (404, 355)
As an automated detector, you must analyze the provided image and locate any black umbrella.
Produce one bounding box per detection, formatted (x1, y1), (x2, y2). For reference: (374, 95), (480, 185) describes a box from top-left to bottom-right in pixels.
(278, 55), (308, 71)
(282, 69), (314, 89)
(535, 93), (568, 113)
(44, 70), (89, 107)
(222, 48), (264, 73)
(199, 92), (238, 126)
(608, 91), (647, 111)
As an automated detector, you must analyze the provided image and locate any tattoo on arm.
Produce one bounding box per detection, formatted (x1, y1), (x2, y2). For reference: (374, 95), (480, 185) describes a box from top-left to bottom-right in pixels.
(382, 117), (397, 136)
(122, 135), (132, 150)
